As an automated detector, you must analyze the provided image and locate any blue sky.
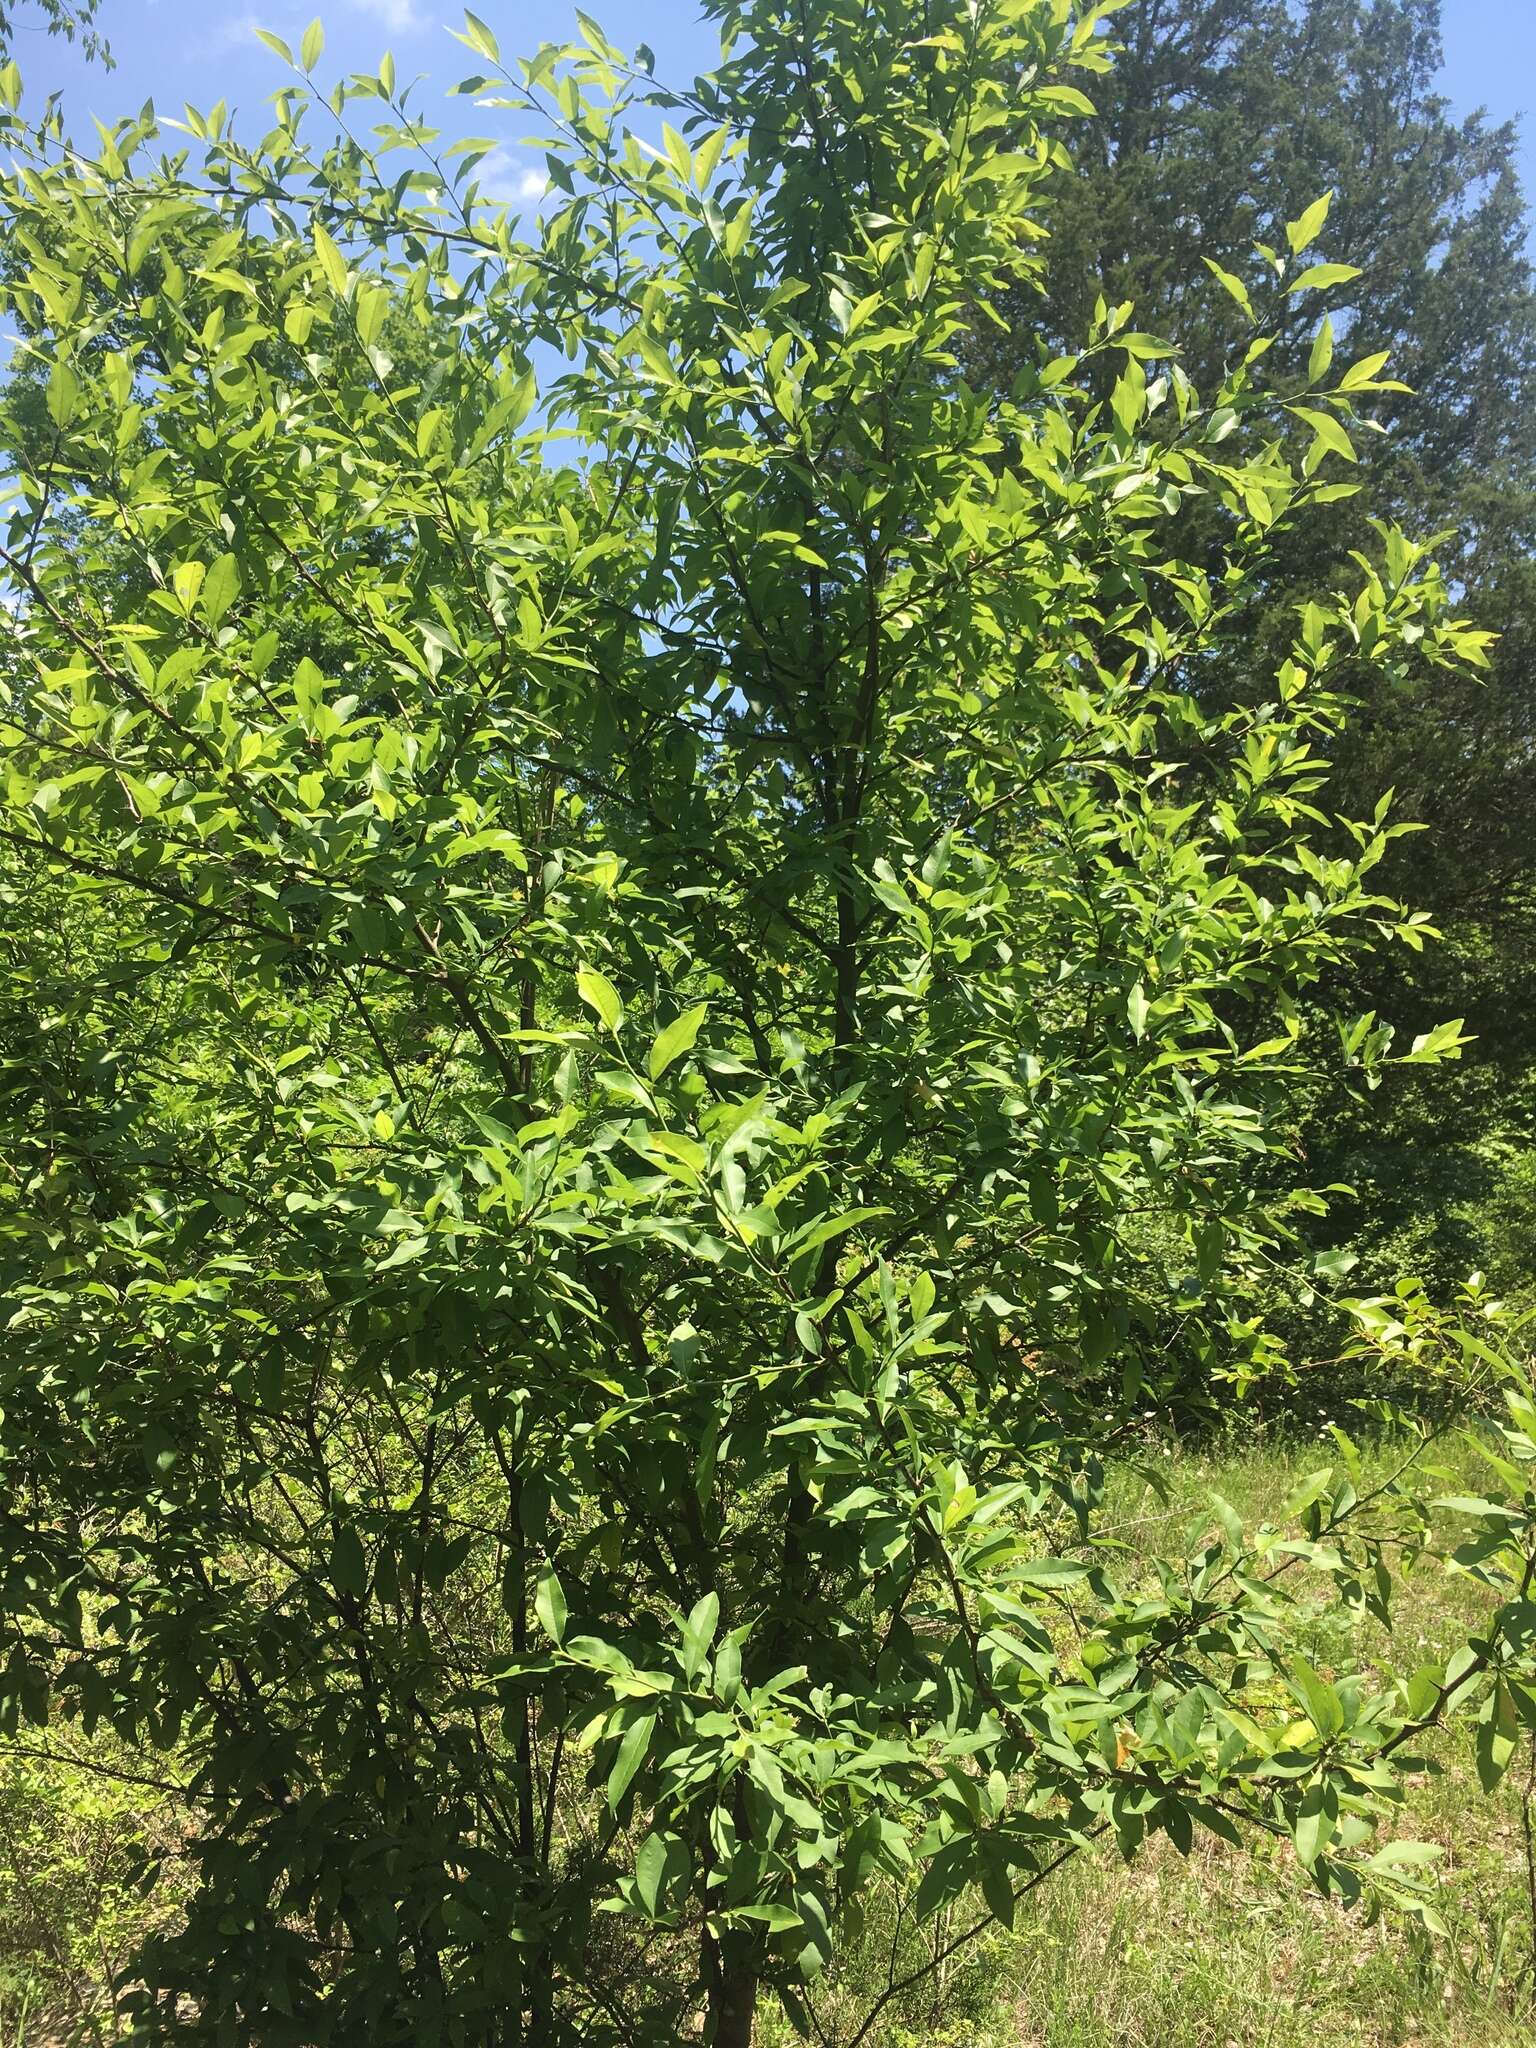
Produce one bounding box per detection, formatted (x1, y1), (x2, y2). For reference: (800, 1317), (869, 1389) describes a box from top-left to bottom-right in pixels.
(1435, 0), (1536, 195)
(13, 0), (1535, 211)
(13, 2), (727, 211)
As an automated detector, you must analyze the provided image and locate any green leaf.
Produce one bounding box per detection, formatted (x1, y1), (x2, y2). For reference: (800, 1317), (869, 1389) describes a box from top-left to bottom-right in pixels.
(355, 282), (389, 347)
(1476, 1710), (1516, 1793)
(1127, 982), (1149, 1040)
(142, 1425), (178, 1478)
(1293, 1778), (1337, 1866)
(1405, 1017), (1470, 1064)
(786, 1207), (891, 1261)
(694, 126), (728, 188)
(313, 224), (348, 295)
(634, 1831), (686, 1918)
(534, 1567), (567, 1644)
(1485, 1678), (1520, 1779)
(606, 1711), (655, 1809)
(1369, 1839), (1443, 1870)
(1035, 84), (1097, 116)
(1404, 1664), (1443, 1719)
(1337, 350), (1393, 391)
(330, 1525), (367, 1600)
(202, 553), (241, 629)
(1012, 1557), (1091, 1586)
(1109, 356), (1146, 439)
(980, 1858), (1017, 1929)
(662, 122), (692, 179)
(1287, 262), (1361, 295)
(503, 366), (536, 429)
(1290, 405), (1357, 465)
(681, 1591), (719, 1679)
(699, 1611), (739, 1697)
(292, 656), (325, 719)
(1288, 1657), (1343, 1739)
(1285, 191), (1332, 256)
(577, 966), (623, 1035)
(46, 361), (78, 430)
(635, 331), (677, 384)
(634, 1831), (667, 1916)
(254, 28), (293, 63)
(1307, 314), (1335, 384)
(300, 17), (324, 71)
(733, 1901), (804, 1933)
(1209, 1494), (1244, 1547)
(649, 1002), (706, 1079)
(462, 10), (500, 62)
(1312, 1247), (1358, 1282)
(1202, 257), (1254, 320)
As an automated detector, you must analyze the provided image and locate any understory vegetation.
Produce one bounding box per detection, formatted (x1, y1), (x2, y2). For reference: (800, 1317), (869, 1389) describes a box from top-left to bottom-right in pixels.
(5, 1439), (1536, 2045)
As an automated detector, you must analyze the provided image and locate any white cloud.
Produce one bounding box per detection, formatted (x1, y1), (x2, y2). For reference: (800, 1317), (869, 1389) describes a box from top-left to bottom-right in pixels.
(201, 11), (274, 55)
(205, 7), (426, 58)
(346, 0), (427, 32)
(476, 148), (550, 206)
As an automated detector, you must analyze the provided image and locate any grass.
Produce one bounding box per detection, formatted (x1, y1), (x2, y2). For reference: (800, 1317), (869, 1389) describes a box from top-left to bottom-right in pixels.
(4, 1433), (1535, 2045)
(762, 1434), (1536, 2048)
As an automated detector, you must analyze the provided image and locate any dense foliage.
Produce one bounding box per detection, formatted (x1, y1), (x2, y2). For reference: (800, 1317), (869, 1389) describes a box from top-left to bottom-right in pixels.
(970, 0), (1536, 1319)
(1, 4), (1534, 2044)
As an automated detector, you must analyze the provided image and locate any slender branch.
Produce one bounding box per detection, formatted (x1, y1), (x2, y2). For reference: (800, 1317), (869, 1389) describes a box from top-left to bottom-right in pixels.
(843, 1833), (1105, 2048)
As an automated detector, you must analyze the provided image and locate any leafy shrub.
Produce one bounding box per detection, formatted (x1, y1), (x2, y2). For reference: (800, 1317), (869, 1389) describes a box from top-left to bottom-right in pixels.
(0, 5), (1532, 2044)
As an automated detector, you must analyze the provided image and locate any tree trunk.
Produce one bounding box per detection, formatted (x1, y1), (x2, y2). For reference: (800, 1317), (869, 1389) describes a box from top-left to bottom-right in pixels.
(710, 1965), (757, 2048)
(705, 1928), (757, 2048)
